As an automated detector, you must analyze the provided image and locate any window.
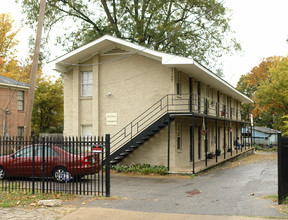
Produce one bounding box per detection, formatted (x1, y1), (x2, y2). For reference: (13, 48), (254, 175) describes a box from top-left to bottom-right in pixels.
(210, 88), (214, 99)
(81, 125), (92, 137)
(15, 147), (33, 158)
(17, 91), (24, 111)
(176, 71), (181, 95)
(176, 123), (182, 150)
(37, 146), (59, 157)
(81, 71), (93, 96)
(17, 127), (24, 137)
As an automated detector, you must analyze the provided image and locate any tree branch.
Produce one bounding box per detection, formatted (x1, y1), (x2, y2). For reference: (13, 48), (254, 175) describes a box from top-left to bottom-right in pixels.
(101, 0), (121, 37)
(101, 0), (115, 25)
(51, 0), (103, 34)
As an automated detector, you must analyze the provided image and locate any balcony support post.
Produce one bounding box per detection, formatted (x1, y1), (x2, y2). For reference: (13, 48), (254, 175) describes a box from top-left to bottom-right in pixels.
(215, 119), (218, 163)
(205, 117), (208, 167)
(167, 116), (171, 171)
(224, 121), (226, 159)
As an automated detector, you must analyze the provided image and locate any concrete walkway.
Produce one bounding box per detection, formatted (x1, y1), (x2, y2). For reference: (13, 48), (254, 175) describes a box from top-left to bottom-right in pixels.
(61, 207), (286, 220)
(175, 147), (254, 173)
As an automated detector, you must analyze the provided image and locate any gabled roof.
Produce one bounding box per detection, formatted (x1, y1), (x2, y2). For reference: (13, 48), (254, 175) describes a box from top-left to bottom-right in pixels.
(0, 75), (29, 89)
(50, 35), (253, 104)
(253, 126), (281, 134)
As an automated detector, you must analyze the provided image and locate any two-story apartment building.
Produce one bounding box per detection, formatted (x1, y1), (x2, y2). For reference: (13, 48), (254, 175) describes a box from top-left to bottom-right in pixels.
(51, 35), (253, 172)
(0, 75), (29, 138)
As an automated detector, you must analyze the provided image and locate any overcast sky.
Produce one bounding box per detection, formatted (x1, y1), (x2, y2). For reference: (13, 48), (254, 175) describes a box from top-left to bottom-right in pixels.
(1, 0), (288, 86)
(222, 0), (288, 86)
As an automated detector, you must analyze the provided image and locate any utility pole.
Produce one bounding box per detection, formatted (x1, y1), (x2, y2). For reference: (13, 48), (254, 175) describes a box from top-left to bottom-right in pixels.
(1, 110), (9, 155)
(4, 110), (8, 138)
(24, 0), (46, 137)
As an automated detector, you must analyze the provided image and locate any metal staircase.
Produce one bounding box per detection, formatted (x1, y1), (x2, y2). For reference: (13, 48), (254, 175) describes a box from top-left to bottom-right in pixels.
(107, 94), (176, 165)
(109, 113), (174, 164)
(106, 93), (246, 165)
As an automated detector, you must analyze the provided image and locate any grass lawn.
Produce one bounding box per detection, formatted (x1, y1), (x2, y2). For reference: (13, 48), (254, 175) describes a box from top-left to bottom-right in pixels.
(264, 195), (288, 215)
(0, 189), (77, 208)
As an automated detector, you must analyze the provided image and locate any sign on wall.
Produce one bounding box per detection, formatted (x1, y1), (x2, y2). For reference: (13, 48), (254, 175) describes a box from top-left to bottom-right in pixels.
(106, 113), (118, 125)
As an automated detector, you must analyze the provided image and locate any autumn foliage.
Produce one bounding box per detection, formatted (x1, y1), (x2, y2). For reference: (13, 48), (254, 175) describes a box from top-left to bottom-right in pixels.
(0, 13), (35, 83)
(0, 13), (63, 135)
(237, 56), (288, 133)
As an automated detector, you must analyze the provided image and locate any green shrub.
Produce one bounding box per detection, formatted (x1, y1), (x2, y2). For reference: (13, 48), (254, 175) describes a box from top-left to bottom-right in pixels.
(111, 163), (168, 175)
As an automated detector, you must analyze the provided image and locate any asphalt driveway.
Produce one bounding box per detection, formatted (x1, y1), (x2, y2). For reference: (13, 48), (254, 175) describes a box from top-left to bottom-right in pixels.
(83, 152), (286, 217)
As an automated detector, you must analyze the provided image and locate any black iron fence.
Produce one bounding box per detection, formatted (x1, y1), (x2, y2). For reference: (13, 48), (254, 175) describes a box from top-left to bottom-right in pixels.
(278, 133), (288, 204)
(0, 134), (110, 197)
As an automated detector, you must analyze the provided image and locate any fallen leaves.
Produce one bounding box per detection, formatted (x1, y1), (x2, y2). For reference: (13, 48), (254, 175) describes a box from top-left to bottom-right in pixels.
(221, 152), (277, 170)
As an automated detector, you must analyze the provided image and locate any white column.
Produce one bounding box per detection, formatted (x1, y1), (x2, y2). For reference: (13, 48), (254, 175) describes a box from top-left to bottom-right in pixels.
(92, 55), (100, 136)
(72, 66), (80, 136)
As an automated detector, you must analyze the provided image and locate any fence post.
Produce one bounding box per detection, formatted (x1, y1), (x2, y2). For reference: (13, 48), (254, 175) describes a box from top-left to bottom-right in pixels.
(32, 135), (35, 194)
(42, 136), (45, 193)
(105, 134), (110, 197)
(278, 133), (283, 204)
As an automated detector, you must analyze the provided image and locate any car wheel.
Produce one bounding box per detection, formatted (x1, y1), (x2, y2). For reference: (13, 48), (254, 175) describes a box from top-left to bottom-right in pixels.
(53, 167), (68, 183)
(0, 167), (5, 180)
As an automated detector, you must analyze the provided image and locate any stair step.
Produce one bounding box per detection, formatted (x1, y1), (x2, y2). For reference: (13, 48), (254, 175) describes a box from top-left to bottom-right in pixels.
(125, 148), (134, 152)
(130, 145), (139, 148)
(136, 141), (144, 144)
(152, 129), (160, 132)
(114, 156), (123, 160)
(110, 160), (118, 164)
(120, 152), (129, 156)
(141, 136), (149, 140)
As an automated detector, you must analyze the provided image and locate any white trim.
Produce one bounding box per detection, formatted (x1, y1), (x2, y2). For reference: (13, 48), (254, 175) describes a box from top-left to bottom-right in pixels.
(0, 83), (29, 90)
(51, 35), (253, 104)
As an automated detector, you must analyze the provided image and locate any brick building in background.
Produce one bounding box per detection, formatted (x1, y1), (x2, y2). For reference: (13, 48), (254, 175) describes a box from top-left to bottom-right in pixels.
(0, 75), (29, 137)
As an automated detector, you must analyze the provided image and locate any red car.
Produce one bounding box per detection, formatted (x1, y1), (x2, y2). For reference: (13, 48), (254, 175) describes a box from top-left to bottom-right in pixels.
(0, 145), (100, 182)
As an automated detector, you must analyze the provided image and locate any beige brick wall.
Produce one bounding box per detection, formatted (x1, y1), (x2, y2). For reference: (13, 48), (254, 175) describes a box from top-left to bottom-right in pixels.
(64, 53), (174, 136)
(121, 126), (171, 167)
(63, 52), (246, 171)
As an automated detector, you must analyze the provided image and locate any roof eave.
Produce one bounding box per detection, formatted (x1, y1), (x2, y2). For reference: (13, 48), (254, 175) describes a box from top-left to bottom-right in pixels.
(163, 61), (253, 104)
(0, 83), (29, 90)
(51, 35), (252, 104)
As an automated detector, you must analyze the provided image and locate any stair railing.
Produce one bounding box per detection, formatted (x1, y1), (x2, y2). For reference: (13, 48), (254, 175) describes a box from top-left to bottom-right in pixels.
(110, 94), (170, 155)
(110, 93), (248, 155)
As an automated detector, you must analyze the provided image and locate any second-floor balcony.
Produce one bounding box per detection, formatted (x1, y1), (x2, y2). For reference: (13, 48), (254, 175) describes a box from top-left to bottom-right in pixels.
(164, 94), (248, 122)
(110, 93), (250, 157)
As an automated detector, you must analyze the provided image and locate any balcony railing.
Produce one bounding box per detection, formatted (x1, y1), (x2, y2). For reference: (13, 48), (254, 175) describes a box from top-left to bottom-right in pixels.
(110, 93), (249, 156)
(167, 94), (247, 121)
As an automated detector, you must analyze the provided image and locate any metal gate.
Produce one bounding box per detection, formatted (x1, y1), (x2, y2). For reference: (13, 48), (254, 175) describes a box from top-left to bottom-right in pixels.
(0, 134), (110, 197)
(278, 133), (288, 204)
